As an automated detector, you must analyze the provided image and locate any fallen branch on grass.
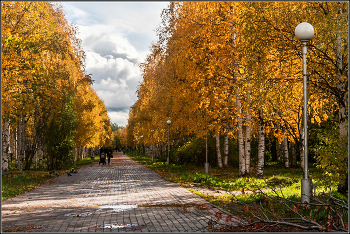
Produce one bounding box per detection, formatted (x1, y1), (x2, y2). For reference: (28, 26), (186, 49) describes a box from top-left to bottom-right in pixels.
(208, 178), (348, 232)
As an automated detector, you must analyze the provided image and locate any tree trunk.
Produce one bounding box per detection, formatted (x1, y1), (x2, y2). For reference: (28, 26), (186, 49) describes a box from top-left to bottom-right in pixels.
(236, 88), (246, 176)
(215, 130), (223, 168)
(271, 138), (277, 162)
(2, 120), (10, 172)
(277, 139), (284, 163)
(245, 98), (251, 174)
(18, 115), (26, 171)
(283, 126), (290, 168)
(257, 112), (265, 178)
(79, 147), (83, 160)
(33, 145), (38, 169)
(290, 141), (297, 167)
(38, 147), (43, 167)
(223, 129), (229, 167)
(14, 127), (18, 169)
(10, 125), (16, 169)
(336, 4), (348, 193)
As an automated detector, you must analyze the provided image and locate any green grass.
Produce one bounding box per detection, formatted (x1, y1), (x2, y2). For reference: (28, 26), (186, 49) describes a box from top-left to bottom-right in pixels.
(2, 171), (50, 200)
(2, 156), (100, 201)
(128, 152), (343, 196)
(128, 151), (348, 226)
(75, 155), (100, 167)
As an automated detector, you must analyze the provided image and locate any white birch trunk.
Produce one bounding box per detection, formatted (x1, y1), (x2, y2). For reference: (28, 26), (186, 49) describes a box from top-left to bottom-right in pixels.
(223, 130), (229, 167)
(2, 120), (10, 171)
(215, 131), (223, 168)
(236, 88), (245, 176)
(283, 126), (290, 168)
(16, 122), (20, 170)
(244, 96), (251, 174)
(257, 112), (265, 178)
(14, 127), (18, 169)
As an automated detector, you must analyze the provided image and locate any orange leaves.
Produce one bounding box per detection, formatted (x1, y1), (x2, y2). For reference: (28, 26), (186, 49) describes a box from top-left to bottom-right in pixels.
(293, 204), (299, 213)
(125, 1), (347, 157)
(2, 2), (110, 150)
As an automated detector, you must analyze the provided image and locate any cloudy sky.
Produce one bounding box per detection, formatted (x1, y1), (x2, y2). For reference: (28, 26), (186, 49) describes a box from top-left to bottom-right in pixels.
(62, 1), (169, 127)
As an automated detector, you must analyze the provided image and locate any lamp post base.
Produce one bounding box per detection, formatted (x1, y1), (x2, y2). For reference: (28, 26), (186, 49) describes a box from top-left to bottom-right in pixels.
(204, 163), (210, 174)
(301, 178), (313, 204)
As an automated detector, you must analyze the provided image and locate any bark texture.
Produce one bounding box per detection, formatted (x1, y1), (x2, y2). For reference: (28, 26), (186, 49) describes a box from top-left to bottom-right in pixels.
(257, 112), (265, 178)
(244, 91), (251, 174)
(215, 132), (223, 168)
(283, 126), (289, 168)
(236, 89), (245, 176)
(223, 130), (229, 167)
(2, 120), (10, 171)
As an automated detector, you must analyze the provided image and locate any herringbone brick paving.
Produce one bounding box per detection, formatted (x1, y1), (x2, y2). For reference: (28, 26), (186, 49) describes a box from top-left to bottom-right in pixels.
(2, 152), (236, 232)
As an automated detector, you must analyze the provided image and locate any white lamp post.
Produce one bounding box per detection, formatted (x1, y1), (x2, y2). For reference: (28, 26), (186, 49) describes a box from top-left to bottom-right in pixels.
(140, 135), (143, 155)
(133, 139), (136, 154)
(295, 22), (314, 205)
(167, 120), (171, 165)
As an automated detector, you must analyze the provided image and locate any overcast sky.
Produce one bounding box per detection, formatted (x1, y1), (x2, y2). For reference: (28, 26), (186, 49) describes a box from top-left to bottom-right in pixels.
(62, 1), (169, 127)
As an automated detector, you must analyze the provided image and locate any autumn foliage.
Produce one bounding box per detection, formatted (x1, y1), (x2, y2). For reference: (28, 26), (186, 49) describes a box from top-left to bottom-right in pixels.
(2, 2), (113, 170)
(121, 2), (348, 190)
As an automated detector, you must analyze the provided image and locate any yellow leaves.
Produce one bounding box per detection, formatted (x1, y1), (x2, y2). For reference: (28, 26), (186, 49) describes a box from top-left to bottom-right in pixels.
(123, 1), (345, 151)
(311, 116), (321, 125)
(2, 2), (111, 149)
(315, 116), (321, 124)
(322, 113), (328, 120)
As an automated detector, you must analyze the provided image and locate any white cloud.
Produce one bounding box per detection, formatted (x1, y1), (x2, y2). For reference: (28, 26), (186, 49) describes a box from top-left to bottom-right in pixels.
(108, 111), (129, 127)
(62, 2), (169, 126)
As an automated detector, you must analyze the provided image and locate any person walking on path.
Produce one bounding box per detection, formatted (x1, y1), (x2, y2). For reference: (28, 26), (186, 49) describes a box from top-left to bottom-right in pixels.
(107, 146), (113, 165)
(99, 146), (106, 165)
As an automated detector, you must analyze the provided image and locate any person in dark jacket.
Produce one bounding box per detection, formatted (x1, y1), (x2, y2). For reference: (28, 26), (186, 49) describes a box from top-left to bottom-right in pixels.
(107, 146), (113, 165)
(99, 146), (106, 165)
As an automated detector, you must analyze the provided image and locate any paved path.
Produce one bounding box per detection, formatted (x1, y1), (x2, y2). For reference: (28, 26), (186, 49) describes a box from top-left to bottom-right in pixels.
(2, 152), (237, 232)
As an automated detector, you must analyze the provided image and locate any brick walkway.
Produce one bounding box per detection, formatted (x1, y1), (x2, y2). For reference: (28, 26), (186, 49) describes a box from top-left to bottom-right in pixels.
(2, 152), (237, 232)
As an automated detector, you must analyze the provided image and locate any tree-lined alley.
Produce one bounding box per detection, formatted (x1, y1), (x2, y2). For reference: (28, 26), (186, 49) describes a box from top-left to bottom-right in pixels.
(120, 2), (348, 191)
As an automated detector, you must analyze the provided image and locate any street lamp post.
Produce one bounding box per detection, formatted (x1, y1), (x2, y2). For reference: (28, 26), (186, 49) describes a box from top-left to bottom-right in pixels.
(133, 139), (136, 154)
(151, 130), (154, 162)
(140, 135), (143, 155)
(167, 120), (171, 165)
(295, 22), (314, 205)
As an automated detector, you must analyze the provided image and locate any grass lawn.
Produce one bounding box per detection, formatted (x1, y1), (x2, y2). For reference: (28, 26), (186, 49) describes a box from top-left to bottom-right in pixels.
(1, 156), (100, 201)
